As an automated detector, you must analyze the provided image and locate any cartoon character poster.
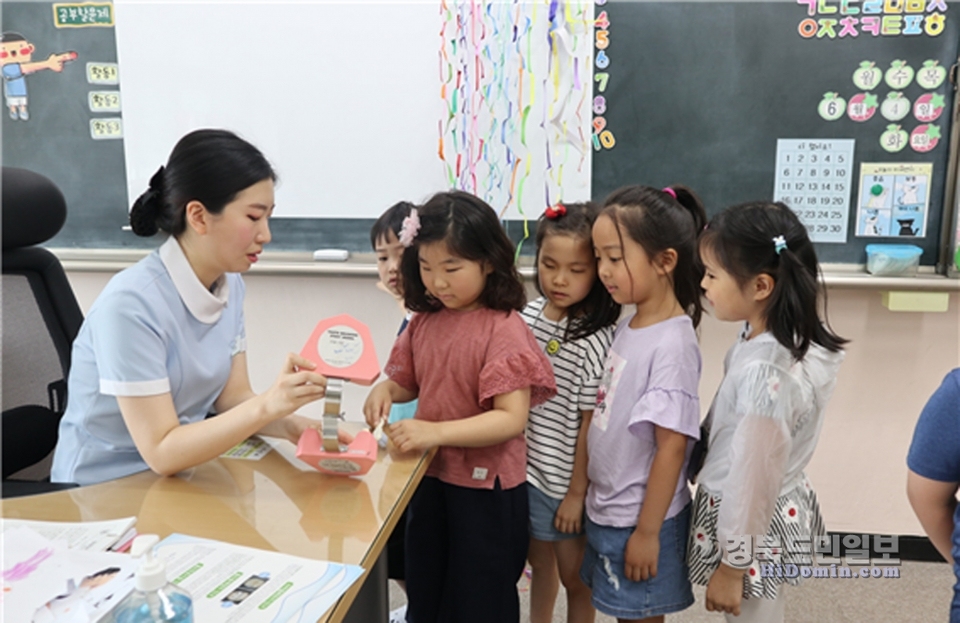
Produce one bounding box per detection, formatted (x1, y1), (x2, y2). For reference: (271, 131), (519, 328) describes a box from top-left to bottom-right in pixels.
(855, 162), (932, 238)
(0, 31), (75, 121)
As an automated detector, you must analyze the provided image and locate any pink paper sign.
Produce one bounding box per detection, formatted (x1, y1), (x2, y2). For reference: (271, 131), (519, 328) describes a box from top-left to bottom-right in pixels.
(299, 314), (380, 385)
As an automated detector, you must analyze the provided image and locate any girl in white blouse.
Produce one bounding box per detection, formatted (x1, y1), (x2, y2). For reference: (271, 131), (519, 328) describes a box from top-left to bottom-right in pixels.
(690, 201), (848, 623)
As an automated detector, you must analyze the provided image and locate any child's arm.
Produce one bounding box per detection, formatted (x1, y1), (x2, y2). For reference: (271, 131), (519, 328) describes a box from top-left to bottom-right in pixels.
(555, 409), (593, 534)
(907, 470), (957, 563)
(119, 353), (327, 476)
(363, 379), (418, 428)
(624, 424), (688, 582)
(385, 387), (529, 453)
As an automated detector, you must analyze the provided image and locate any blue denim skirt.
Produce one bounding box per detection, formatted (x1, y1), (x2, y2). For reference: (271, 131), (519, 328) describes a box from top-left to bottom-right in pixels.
(580, 504), (695, 619)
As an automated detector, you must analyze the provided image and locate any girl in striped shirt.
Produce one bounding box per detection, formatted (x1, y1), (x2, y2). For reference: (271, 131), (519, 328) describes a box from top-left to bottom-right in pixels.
(522, 202), (620, 623)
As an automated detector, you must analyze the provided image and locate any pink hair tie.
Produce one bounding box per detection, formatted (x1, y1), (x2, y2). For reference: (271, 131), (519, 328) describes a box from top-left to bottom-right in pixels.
(398, 208), (421, 247)
(662, 187), (677, 199)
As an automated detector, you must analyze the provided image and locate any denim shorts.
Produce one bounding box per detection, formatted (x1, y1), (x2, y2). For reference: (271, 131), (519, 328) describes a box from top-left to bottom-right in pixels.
(580, 504), (695, 620)
(528, 483), (581, 542)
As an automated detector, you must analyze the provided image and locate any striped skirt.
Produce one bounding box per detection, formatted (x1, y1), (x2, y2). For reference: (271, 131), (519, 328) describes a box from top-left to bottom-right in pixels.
(686, 475), (826, 599)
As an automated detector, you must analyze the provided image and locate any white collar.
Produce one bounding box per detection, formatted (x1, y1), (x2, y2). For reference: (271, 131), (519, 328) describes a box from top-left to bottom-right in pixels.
(158, 236), (229, 324)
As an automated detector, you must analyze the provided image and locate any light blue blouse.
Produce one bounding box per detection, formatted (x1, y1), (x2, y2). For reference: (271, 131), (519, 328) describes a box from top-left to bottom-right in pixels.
(51, 237), (246, 485)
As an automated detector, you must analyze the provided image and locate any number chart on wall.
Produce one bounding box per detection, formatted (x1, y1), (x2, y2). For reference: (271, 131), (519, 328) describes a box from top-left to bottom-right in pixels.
(774, 140), (855, 243)
(590, 1), (959, 265)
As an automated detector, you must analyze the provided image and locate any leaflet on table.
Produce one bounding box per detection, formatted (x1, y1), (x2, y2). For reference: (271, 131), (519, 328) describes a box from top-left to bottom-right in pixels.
(2, 527), (137, 623)
(154, 533), (364, 623)
(2, 516), (137, 552)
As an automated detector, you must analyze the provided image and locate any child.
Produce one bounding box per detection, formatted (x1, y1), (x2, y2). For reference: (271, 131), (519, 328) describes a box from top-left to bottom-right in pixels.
(523, 202), (620, 623)
(691, 201), (847, 622)
(369, 200), (417, 623)
(585, 185), (705, 623)
(52, 129), (332, 486)
(363, 190), (556, 623)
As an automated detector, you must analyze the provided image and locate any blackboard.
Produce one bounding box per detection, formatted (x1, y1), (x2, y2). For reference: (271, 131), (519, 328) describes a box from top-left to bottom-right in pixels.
(591, 1), (959, 265)
(2, 1), (130, 248)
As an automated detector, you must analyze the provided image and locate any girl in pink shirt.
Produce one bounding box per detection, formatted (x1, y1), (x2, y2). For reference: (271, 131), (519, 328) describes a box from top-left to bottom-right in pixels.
(364, 190), (556, 623)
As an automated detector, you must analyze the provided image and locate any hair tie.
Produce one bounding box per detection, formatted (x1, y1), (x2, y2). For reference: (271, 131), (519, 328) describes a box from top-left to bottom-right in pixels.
(148, 165), (165, 192)
(662, 187), (677, 199)
(773, 235), (787, 255)
(544, 204), (566, 219)
(398, 208), (421, 247)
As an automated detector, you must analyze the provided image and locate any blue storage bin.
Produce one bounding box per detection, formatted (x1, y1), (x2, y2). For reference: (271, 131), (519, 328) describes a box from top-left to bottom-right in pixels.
(865, 244), (923, 276)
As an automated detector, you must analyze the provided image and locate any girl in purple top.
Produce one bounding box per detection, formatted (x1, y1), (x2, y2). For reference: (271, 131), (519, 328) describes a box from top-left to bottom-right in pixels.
(585, 185), (706, 622)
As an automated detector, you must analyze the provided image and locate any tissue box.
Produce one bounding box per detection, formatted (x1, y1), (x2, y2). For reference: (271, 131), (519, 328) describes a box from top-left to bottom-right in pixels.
(865, 244), (923, 276)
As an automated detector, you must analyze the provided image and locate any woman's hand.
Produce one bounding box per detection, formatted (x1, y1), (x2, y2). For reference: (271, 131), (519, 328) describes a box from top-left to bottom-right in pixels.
(259, 354), (327, 421)
(624, 529), (659, 582)
(385, 419), (440, 453)
(705, 563), (745, 616)
(363, 382), (394, 429)
(268, 414), (354, 445)
(554, 491), (586, 534)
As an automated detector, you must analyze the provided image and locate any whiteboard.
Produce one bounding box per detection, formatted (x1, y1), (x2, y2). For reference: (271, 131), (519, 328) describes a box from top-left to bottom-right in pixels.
(114, 0), (593, 220)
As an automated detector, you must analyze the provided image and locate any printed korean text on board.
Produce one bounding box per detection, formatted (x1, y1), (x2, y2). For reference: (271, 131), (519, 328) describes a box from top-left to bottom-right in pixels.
(592, 0), (615, 153)
(796, 0), (948, 39)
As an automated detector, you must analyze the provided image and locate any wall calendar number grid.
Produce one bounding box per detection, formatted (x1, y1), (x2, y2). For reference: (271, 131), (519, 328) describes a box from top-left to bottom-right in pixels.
(773, 139), (855, 243)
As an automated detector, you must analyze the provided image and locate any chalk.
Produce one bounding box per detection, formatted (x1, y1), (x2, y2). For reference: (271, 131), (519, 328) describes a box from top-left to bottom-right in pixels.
(313, 249), (350, 262)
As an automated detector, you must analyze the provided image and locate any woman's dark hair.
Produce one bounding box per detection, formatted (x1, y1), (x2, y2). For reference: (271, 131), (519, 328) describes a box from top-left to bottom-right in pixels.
(129, 129), (276, 237)
(400, 190), (526, 313)
(369, 201), (415, 249)
(700, 201), (848, 359)
(601, 185), (707, 328)
(534, 202), (620, 340)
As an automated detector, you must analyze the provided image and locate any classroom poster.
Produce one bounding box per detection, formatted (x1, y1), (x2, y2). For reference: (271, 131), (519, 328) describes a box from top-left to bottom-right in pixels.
(855, 162), (932, 237)
(1, 1), (129, 248)
(773, 139), (855, 243)
(439, 1), (593, 219)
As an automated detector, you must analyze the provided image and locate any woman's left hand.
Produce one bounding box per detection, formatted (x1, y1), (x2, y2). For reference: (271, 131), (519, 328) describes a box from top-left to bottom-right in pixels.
(705, 563), (745, 616)
(276, 415), (353, 445)
(385, 419), (440, 453)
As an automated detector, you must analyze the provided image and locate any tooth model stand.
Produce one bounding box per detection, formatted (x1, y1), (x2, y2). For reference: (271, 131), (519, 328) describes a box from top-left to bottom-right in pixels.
(295, 315), (381, 476)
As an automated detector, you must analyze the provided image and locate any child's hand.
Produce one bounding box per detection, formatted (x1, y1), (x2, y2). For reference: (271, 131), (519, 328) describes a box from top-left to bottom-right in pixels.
(363, 383), (393, 429)
(624, 529), (659, 582)
(705, 563), (745, 616)
(385, 419), (439, 453)
(554, 492), (585, 534)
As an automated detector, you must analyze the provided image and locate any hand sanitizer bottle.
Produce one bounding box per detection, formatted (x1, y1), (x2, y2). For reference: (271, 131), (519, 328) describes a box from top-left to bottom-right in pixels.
(109, 535), (193, 623)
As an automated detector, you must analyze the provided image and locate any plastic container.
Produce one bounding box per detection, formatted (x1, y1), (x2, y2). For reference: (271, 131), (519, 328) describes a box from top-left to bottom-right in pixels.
(865, 244), (923, 276)
(108, 535), (193, 623)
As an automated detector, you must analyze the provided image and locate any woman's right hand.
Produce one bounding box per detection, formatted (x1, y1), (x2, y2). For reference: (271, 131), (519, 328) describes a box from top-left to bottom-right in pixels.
(259, 353), (327, 420)
(363, 382), (393, 429)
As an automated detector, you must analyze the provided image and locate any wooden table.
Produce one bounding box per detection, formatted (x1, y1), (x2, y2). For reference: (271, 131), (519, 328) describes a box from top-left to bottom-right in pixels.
(1, 434), (432, 622)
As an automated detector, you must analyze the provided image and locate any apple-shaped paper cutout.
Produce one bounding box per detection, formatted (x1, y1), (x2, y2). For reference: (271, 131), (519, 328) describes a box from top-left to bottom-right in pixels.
(818, 92), (846, 121)
(916, 60), (947, 90)
(853, 61), (882, 90)
(880, 92), (910, 122)
(884, 60), (914, 89)
(880, 124), (908, 153)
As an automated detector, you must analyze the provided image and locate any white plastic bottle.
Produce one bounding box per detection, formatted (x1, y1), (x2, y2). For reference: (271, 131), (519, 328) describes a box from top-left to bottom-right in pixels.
(109, 535), (193, 623)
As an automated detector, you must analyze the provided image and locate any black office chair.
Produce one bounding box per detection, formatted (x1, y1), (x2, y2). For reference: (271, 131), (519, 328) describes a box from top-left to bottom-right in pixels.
(2, 167), (83, 497)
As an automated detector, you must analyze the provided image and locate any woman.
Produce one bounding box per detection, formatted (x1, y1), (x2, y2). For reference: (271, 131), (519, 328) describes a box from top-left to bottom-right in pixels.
(52, 129), (331, 485)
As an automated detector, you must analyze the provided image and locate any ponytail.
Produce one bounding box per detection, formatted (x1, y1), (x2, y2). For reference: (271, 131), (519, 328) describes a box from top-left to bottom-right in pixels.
(701, 201), (848, 359)
(602, 184), (706, 327)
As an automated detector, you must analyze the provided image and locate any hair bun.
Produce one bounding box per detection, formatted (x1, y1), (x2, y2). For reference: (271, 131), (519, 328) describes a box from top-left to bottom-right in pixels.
(129, 166), (166, 237)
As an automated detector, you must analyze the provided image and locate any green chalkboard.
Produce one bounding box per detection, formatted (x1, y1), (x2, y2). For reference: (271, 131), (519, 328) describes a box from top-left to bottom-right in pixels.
(591, 1), (959, 265)
(2, 1), (130, 247)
